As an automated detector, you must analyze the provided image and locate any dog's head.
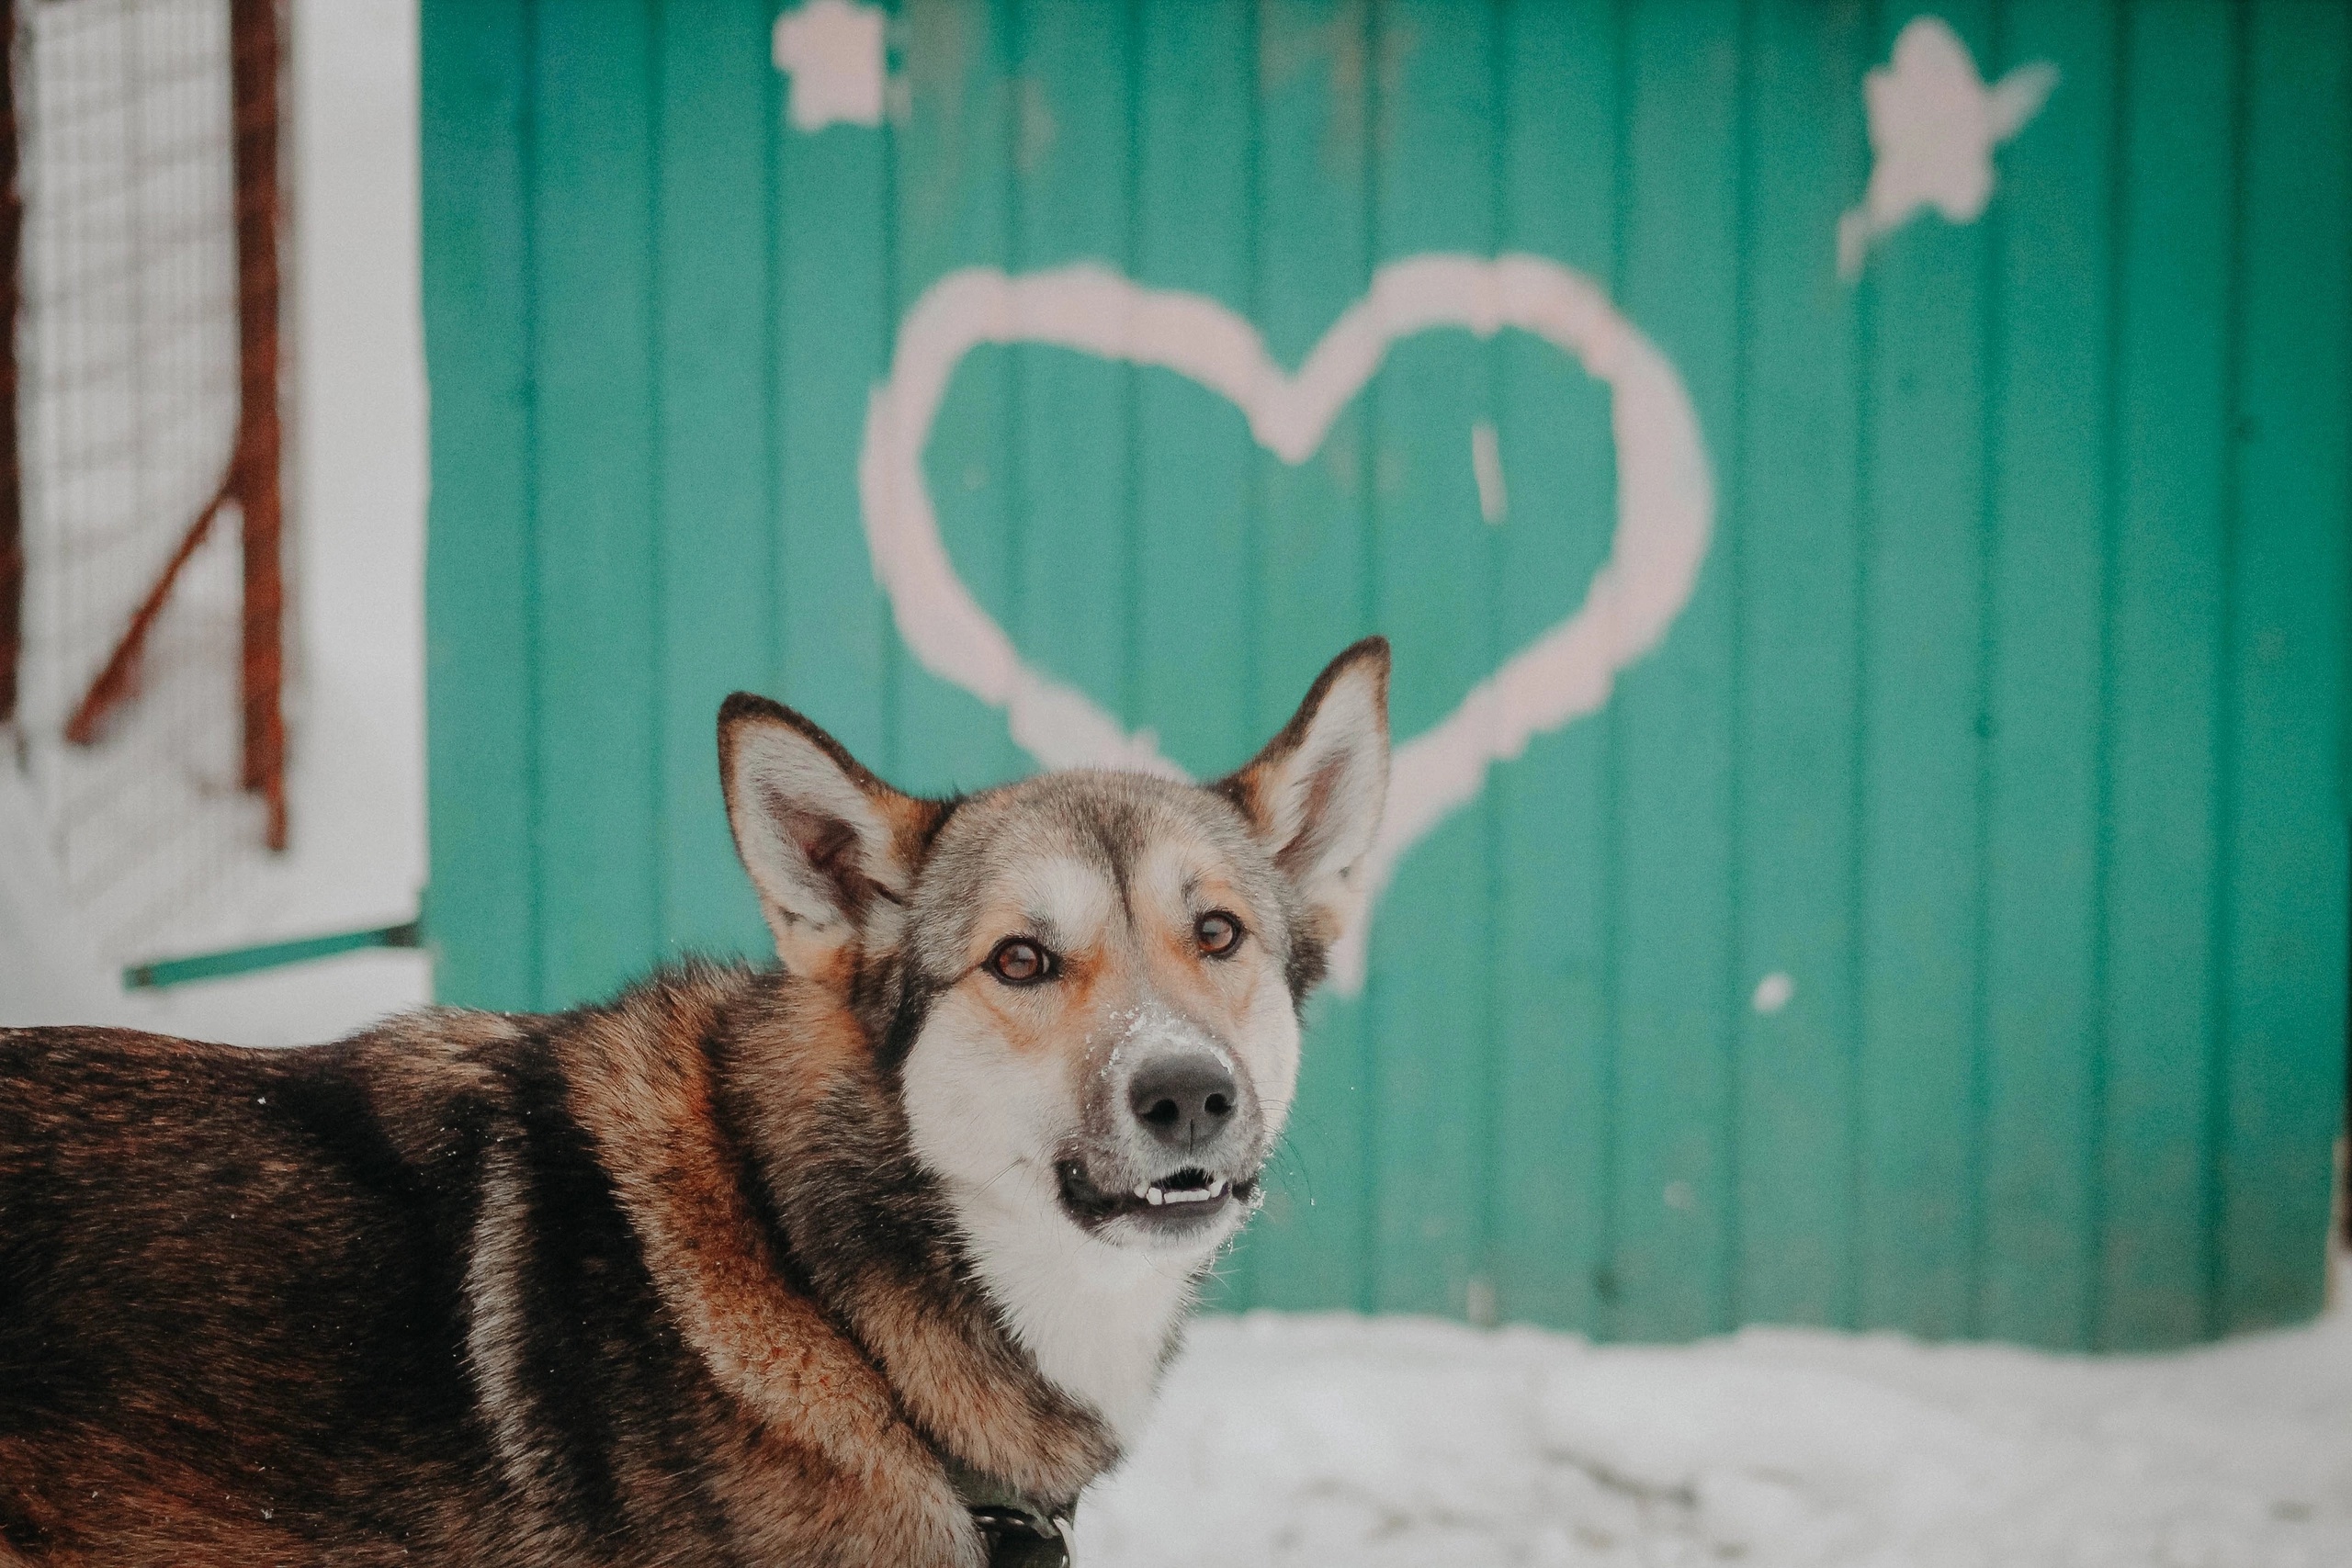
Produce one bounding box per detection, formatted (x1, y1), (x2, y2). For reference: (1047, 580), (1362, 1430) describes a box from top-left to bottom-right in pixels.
(717, 638), (1389, 1258)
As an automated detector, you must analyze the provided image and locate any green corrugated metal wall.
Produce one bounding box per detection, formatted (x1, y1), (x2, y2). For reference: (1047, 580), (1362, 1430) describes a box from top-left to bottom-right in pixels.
(422, 0), (2350, 1348)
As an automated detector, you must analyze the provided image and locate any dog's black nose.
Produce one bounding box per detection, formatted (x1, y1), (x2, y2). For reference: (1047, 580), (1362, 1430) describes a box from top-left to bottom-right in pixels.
(1127, 1056), (1238, 1150)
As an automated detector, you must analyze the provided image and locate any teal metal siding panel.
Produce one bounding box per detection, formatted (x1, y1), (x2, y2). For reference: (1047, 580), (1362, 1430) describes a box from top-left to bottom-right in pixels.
(422, 0), (2350, 1347)
(893, 0), (1025, 795)
(775, 25), (895, 775)
(422, 0), (537, 1010)
(1368, 0), (1504, 1324)
(2222, 0), (2351, 1334)
(655, 0), (780, 962)
(2098, 0), (2234, 1350)
(1488, 0), (1621, 1336)
(1978, 0), (2112, 1348)
(530, 0), (662, 1005)
(1611, 0), (1742, 1341)
(1856, 0), (1996, 1341)
(1732, 0), (1871, 1333)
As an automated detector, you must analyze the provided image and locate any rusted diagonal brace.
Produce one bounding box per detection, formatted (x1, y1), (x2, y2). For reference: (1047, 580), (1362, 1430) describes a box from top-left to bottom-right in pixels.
(62, 468), (236, 747)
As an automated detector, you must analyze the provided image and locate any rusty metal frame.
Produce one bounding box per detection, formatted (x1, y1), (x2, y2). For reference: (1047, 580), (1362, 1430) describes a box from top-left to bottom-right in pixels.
(230, 0), (284, 848)
(0, 0), (21, 728)
(57, 0), (287, 849)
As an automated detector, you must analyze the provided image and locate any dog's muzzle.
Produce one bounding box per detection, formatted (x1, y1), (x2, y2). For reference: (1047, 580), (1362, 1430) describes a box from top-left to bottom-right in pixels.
(1054, 1043), (1262, 1238)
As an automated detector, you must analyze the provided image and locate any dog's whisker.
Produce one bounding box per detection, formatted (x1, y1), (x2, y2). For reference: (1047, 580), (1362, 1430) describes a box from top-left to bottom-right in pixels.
(972, 1156), (1027, 1198)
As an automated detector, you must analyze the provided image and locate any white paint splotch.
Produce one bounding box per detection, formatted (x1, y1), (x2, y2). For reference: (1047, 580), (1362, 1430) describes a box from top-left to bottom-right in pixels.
(1838, 16), (2058, 278)
(858, 256), (1713, 992)
(1470, 419), (1509, 525)
(772, 0), (885, 133)
(1752, 971), (1795, 1015)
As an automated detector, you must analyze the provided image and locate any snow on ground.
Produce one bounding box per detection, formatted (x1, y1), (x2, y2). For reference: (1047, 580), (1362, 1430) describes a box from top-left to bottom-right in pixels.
(1083, 1273), (2352, 1568)
(1, 713), (430, 1046)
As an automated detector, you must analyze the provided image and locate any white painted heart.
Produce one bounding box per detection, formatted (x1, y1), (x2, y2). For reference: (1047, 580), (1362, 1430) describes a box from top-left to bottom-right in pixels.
(858, 254), (1713, 992)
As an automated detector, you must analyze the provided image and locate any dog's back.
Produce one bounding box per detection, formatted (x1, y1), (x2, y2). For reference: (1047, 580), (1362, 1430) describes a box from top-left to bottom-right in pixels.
(0, 1017), (741, 1565)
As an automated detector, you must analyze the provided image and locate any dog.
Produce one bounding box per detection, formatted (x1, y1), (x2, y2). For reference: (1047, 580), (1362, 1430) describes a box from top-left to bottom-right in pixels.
(0, 637), (1391, 1567)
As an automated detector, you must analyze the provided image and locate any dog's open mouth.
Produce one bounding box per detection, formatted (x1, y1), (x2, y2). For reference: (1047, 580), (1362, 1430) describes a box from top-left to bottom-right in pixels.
(1056, 1159), (1258, 1233)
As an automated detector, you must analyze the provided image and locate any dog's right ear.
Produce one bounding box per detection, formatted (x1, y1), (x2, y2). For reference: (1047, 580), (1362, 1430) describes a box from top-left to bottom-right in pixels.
(718, 694), (942, 978)
(1218, 637), (1392, 954)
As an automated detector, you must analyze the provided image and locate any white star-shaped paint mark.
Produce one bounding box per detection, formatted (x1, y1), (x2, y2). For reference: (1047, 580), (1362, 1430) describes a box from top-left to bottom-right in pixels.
(772, 0), (885, 133)
(1838, 16), (2059, 278)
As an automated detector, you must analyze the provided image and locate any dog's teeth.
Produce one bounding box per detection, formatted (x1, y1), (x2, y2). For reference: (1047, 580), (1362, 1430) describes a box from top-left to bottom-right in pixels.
(1138, 1178), (1235, 1209)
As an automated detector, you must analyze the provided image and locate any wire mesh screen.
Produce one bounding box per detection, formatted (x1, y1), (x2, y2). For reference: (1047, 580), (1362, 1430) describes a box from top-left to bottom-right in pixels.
(7, 0), (285, 966)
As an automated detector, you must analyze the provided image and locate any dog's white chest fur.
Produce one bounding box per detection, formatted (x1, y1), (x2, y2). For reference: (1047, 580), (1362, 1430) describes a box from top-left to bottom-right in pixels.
(950, 1168), (1202, 1441)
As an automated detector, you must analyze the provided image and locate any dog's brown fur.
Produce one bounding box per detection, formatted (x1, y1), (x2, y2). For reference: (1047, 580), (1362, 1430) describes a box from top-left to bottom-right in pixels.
(0, 637), (1393, 1566)
(1, 964), (1106, 1567)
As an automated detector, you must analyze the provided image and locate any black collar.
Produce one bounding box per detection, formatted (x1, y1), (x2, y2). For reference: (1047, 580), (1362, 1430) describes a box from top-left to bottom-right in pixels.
(966, 1501), (1072, 1566)
(948, 1461), (1077, 1566)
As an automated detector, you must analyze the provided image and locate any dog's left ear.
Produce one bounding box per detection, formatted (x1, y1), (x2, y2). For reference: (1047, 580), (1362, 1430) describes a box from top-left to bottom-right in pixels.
(1220, 637), (1392, 948)
(718, 694), (943, 977)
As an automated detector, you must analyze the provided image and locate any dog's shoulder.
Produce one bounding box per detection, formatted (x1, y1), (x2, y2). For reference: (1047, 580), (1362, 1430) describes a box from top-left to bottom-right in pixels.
(322, 1003), (540, 1172)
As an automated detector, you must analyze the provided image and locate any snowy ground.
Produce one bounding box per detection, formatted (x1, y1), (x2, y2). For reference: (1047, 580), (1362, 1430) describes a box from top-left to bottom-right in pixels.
(1081, 1276), (2352, 1568)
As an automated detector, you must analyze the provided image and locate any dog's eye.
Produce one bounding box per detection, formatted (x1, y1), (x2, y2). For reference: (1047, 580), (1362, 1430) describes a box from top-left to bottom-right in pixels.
(1195, 911), (1244, 958)
(986, 938), (1055, 986)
